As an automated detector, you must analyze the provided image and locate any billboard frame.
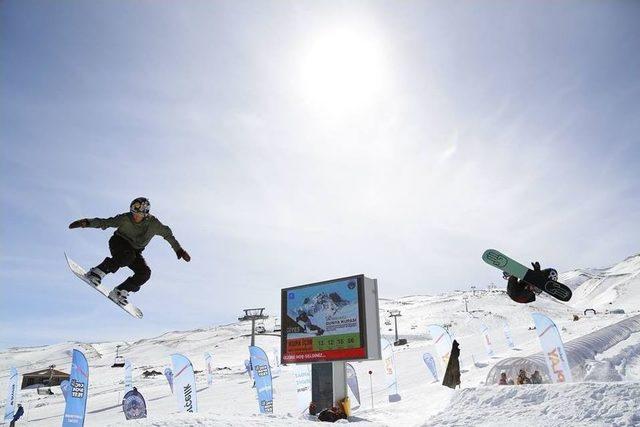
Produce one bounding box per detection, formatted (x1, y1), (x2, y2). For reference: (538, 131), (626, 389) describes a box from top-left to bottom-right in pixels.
(280, 274), (381, 364)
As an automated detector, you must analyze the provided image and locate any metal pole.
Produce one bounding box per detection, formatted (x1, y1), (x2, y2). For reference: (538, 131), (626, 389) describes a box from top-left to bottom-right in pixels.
(368, 370), (374, 409)
(251, 318), (256, 347)
(393, 316), (399, 342)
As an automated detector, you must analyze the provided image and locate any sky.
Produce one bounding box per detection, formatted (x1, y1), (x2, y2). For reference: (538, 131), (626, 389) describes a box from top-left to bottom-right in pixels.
(1, 0), (639, 348)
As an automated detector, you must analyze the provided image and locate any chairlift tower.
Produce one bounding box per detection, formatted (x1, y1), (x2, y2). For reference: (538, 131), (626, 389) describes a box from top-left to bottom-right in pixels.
(239, 308), (269, 346)
(388, 310), (405, 345)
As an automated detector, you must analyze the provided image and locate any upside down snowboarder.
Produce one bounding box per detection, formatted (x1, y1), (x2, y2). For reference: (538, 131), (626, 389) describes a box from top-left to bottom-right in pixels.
(505, 261), (557, 303)
(68, 197), (190, 305)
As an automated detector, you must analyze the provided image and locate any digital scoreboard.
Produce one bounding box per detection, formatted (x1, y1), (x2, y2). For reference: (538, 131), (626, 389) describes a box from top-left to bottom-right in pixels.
(281, 275), (381, 363)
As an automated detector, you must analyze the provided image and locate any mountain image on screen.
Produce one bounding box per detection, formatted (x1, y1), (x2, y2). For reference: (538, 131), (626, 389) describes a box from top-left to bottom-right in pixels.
(298, 292), (350, 317)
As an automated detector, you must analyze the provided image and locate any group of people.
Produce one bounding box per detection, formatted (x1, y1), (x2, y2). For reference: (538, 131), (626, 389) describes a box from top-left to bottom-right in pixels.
(499, 369), (543, 385)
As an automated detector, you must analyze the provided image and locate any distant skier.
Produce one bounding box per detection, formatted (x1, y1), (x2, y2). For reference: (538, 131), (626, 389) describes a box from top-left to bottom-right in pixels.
(505, 261), (557, 303)
(68, 197), (190, 304)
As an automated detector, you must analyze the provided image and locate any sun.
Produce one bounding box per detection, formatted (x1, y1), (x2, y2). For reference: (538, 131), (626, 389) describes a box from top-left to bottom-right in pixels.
(297, 28), (390, 115)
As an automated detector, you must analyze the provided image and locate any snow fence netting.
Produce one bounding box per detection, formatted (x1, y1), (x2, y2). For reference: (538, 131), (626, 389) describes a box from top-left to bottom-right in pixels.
(485, 314), (640, 384)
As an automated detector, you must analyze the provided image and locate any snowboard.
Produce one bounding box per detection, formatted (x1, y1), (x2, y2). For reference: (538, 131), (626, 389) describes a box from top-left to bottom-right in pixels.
(64, 253), (143, 319)
(482, 249), (572, 302)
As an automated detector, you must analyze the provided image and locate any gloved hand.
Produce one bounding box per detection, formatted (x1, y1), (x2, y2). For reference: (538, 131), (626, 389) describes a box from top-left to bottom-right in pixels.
(531, 261), (541, 271)
(69, 219), (89, 229)
(176, 248), (191, 262)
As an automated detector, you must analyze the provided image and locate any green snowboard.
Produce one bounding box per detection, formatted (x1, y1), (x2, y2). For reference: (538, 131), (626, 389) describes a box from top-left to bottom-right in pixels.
(482, 249), (572, 302)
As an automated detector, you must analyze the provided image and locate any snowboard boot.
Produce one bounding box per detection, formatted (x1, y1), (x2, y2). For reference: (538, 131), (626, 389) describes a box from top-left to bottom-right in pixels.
(108, 288), (129, 305)
(85, 267), (106, 286)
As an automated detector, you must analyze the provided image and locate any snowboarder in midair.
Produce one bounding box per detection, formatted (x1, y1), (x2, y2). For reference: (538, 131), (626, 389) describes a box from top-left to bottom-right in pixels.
(295, 310), (324, 336)
(505, 261), (557, 303)
(68, 197), (190, 304)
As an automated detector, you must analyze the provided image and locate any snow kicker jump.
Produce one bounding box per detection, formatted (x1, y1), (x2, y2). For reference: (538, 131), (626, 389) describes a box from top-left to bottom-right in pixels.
(482, 249), (572, 302)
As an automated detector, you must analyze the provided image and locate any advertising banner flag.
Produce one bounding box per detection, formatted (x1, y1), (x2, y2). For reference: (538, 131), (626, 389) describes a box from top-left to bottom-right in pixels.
(381, 338), (401, 402)
(122, 387), (147, 420)
(503, 322), (515, 349)
(61, 379), (71, 402)
(171, 354), (198, 413)
(163, 368), (173, 393)
(480, 323), (495, 357)
(427, 324), (453, 371)
(531, 313), (572, 383)
(62, 349), (89, 427)
(293, 364), (311, 416)
(3, 367), (18, 423)
(422, 352), (438, 382)
(249, 346), (273, 414)
(205, 352), (213, 387)
(345, 362), (361, 410)
(270, 348), (281, 378)
(124, 360), (133, 395)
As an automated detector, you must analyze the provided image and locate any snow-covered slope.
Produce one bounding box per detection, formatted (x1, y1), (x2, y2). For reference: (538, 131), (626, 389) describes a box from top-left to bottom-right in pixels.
(563, 253), (640, 312)
(425, 382), (640, 427)
(2, 252), (640, 426)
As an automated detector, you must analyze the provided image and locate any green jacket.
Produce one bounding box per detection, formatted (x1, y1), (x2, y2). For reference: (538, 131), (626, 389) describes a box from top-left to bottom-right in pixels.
(87, 213), (182, 252)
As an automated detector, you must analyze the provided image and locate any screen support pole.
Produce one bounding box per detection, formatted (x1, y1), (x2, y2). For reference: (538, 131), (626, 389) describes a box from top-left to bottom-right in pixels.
(311, 361), (347, 412)
(332, 361), (347, 405)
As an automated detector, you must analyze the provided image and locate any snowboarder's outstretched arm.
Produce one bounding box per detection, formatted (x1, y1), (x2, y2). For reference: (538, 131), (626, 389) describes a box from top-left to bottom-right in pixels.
(152, 219), (191, 262)
(68, 214), (127, 230)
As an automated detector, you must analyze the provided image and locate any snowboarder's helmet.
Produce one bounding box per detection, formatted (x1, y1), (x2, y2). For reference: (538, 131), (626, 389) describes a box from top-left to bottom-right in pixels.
(130, 197), (150, 216)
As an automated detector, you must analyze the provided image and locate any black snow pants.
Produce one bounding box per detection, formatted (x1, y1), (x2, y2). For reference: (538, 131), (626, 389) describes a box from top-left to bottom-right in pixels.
(96, 234), (151, 292)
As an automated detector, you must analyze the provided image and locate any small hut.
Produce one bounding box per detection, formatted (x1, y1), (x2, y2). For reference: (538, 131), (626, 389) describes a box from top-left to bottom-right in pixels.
(21, 367), (69, 389)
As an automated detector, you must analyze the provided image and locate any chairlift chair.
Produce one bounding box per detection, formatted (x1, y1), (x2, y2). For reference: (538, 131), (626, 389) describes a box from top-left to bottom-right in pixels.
(112, 355), (125, 368)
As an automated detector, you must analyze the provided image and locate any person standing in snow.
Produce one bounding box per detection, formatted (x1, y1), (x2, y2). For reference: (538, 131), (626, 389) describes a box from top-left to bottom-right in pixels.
(10, 404), (24, 427)
(498, 372), (508, 385)
(530, 370), (543, 384)
(68, 197), (190, 304)
(516, 369), (531, 385)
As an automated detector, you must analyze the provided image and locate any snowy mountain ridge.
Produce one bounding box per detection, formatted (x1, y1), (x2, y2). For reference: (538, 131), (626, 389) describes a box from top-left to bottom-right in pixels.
(1, 251), (640, 426)
(562, 253), (640, 312)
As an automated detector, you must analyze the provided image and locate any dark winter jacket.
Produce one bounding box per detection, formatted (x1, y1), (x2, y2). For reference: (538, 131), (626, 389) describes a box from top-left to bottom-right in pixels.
(507, 276), (536, 304)
(87, 213), (182, 252)
(530, 371), (543, 384)
(12, 405), (24, 422)
(442, 340), (461, 389)
(517, 371), (531, 385)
